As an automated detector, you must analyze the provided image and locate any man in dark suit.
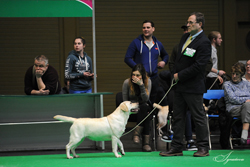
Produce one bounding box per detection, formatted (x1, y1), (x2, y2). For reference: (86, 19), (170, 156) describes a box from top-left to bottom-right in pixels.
(159, 12), (211, 157)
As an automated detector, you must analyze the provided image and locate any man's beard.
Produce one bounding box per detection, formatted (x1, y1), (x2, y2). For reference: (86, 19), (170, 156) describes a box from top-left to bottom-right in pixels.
(216, 43), (221, 47)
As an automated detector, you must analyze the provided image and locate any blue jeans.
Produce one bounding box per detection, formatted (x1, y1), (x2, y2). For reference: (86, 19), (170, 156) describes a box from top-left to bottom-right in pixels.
(69, 88), (92, 94)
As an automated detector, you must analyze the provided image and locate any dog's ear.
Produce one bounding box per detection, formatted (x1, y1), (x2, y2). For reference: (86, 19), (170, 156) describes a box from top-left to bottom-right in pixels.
(120, 103), (128, 112)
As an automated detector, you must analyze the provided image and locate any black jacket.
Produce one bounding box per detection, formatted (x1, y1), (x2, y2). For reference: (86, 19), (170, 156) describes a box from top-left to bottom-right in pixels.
(173, 31), (211, 94)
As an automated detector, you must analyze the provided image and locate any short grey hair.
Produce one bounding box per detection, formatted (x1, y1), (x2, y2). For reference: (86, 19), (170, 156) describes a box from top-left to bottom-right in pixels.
(34, 55), (49, 65)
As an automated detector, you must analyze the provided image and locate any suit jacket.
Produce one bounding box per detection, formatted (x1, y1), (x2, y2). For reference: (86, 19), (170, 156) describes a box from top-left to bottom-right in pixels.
(173, 31), (211, 94)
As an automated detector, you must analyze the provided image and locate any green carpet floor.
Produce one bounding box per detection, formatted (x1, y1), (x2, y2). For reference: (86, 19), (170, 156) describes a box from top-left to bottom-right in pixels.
(0, 150), (249, 167)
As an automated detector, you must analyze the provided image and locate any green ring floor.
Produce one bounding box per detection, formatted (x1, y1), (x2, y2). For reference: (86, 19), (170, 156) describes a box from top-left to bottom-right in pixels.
(0, 150), (249, 167)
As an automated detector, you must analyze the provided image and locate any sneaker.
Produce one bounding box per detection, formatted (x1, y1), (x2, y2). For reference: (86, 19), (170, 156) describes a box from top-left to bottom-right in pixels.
(161, 130), (173, 142)
(186, 139), (198, 151)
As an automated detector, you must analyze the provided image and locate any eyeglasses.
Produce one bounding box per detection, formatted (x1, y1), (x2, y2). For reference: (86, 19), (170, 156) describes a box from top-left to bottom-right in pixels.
(186, 21), (197, 25)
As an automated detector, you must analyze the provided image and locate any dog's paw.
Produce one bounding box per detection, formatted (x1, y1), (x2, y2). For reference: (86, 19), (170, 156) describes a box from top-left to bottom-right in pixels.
(74, 155), (80, 158)
(67, 156), (74, 159)
(115, 154), (122, 158)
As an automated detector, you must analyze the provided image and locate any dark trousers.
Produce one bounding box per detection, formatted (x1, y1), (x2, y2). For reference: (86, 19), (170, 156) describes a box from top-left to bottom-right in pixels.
(185, 110), (193, 141)
(150, 76), (159, 104)
(171, 92), (209, 150)
(137, 103), (152, 135)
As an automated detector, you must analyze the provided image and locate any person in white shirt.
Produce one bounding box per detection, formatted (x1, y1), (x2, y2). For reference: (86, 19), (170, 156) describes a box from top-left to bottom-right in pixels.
(206, 31), (226, 90)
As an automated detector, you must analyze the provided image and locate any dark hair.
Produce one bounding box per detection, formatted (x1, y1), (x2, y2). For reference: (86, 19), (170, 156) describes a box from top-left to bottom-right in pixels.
(181, 25), (188, 31)
(190, 12), (205, 29)
(142, 20), (154, 27)
(231, 62), (246, 77)
(129, 64), (149, 95)
(73, 36), (86, 45)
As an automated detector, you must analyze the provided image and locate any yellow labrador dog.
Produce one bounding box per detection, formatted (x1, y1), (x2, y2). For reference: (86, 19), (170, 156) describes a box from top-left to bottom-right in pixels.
(54, 101), (138, 159)
(153, 103), (169, 135)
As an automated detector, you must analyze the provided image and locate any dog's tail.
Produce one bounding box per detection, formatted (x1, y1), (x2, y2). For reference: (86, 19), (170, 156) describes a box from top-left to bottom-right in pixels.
(153, 103), (162, 110)
(54, 115), (76, 123)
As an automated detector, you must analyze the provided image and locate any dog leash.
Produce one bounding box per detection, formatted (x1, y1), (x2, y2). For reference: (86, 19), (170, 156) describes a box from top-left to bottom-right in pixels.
(208, 77), (219, 90)
(208, 77), (220, 107)
(121, 78), (178, 137)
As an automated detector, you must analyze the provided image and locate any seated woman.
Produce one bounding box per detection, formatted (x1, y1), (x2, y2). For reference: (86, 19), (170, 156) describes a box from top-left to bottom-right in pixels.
(223, 62), (250, 144)
(243, 59), (250, 82)
(122, 64), (152, 152)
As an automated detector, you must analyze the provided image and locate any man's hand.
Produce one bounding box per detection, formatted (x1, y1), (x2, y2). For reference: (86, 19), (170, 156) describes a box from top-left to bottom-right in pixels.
(246, 100), (250, 103)
(157, 61), (165, 69)
(35, 70), (44, 78)
(218, 70), (226, 76)
(217, 76), (224, 85)
(31, 89), (50, 95)
(174, 73), (179, 82)
(38, 89), (50, 95)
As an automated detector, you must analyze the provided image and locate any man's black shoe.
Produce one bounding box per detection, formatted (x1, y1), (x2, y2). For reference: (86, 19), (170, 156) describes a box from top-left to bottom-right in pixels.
(159, 149), (183, 156)
(193, 148), (209, 157)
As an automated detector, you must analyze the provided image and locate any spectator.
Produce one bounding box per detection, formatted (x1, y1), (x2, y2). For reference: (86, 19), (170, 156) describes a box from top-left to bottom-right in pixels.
(24, 55), (61, 95)
(124, 20), (169, 104)
(206, 31), (226, 90)
(243, 59), (250, 82)
(122, 64), (152, 152)
(224, 62), (250, 145)
(65, 37), (96, 93)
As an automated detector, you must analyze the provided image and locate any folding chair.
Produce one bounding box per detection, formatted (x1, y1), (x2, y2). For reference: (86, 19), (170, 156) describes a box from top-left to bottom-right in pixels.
(203, 89), (225, 150)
